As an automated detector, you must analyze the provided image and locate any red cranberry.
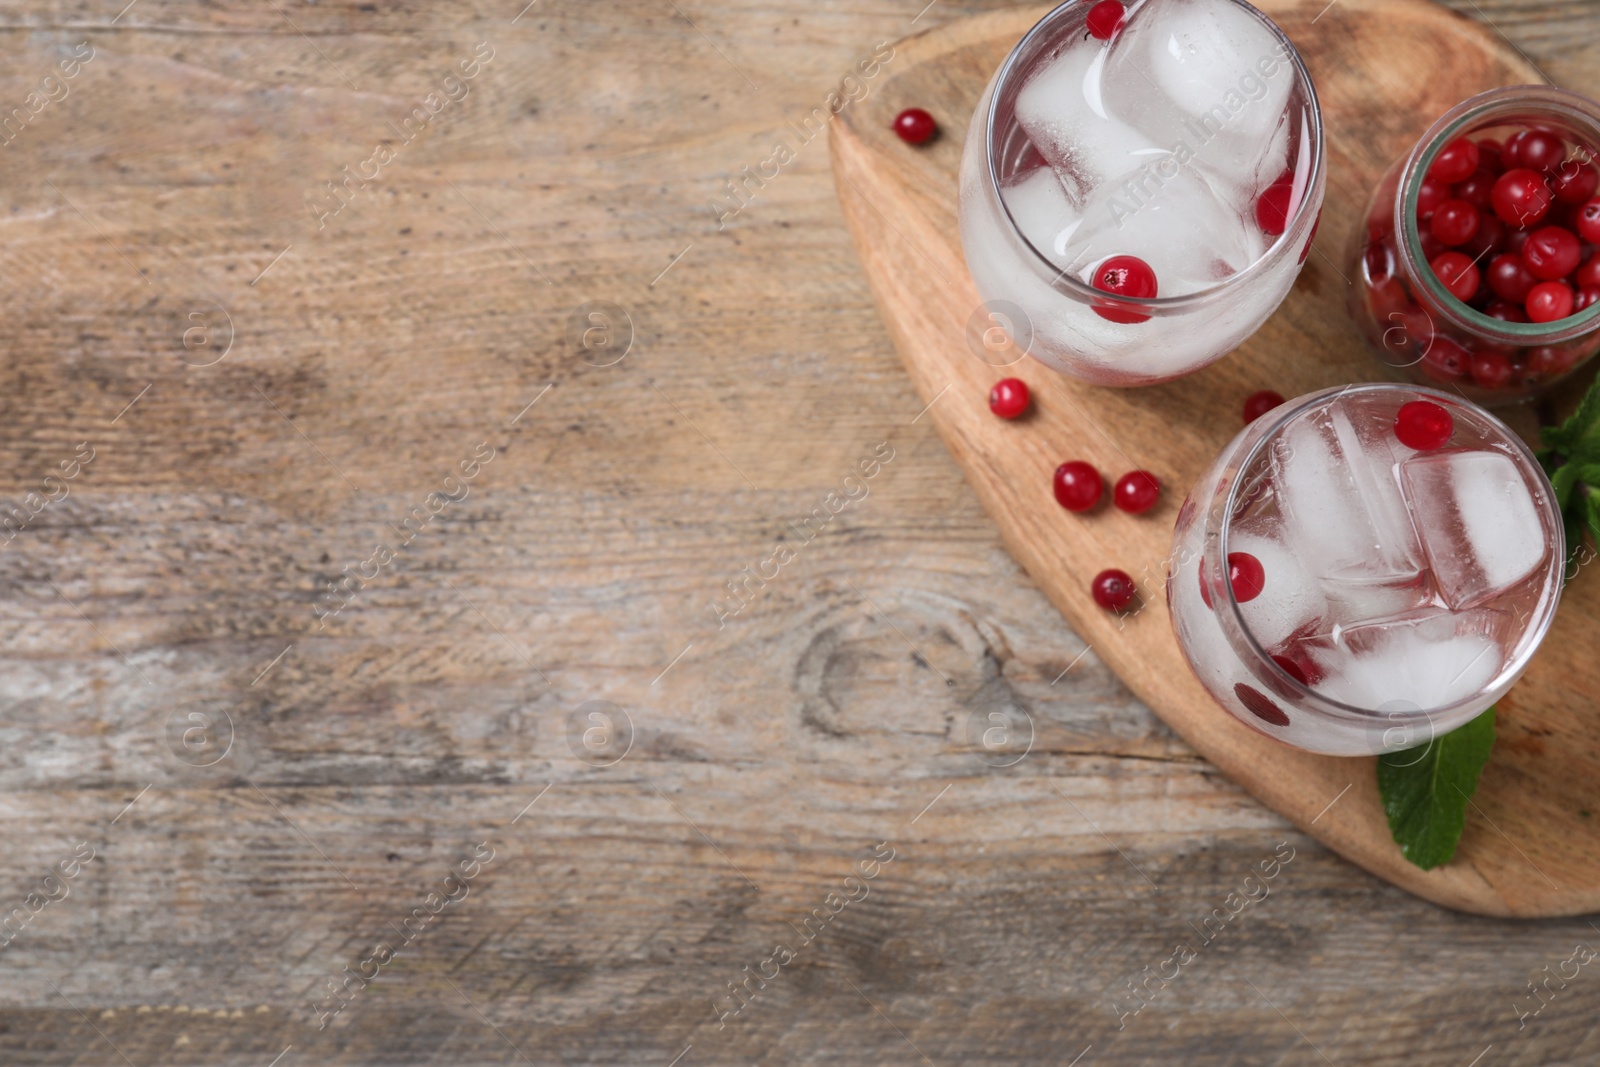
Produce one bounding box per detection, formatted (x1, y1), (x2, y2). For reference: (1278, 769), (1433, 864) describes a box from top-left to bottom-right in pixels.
(1363, 241), (1393, 283)
(1419, 337), (1469, 382)
(1461, 214), (1506, 260)
(1092, 569), (1137, 612)
(1492, 168), (1554, 227)
(1086, 0), (1127, 39)
(1553, 161), (1600, 205)
(1054, 461), (1104, 511)
(1476, 138), (1503, 172)
(1430, 251), (1480, 302)
(1227, 552), (1265, 603)
(1527, 345), (1579, 379)
(1242, 390), (1285, 424)
(1488, 253), (1537, 303)
(1429, 199), (1480, 246)
(1270, 653), (1321, 687)
(1257, 182), (1294, 236)
(1391, 304), (1437, 357)
(1418, 230), (1447, 264)
(1429, 137), (1481, 184)
(1577, 254), (1600, 289)
(1507, 128), (1566, 172)
(1522, 225), (1582, 280)
(1453, 171), (1498, 211)
(1469, 350), (1515, 390)
(1235, 683), (1290, 727)
(892, 108), (937, 145)
(1576, 285), (1600, 312)
(1395, 399), (1454, 449)
(989, 378), (1031, 419)
(1092, 255), (1157, 324)
(1113, 471), (1160, 514)
(1506, 227), (1531, 255)
(1577, 198), (1600, 243)
(1527, 280), (1575, 322)
(1485, 301), (1530, 323)
(1417, 176), (1449, 220)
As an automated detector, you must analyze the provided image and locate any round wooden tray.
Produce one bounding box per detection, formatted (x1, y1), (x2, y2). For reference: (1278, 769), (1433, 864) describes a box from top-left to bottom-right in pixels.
(830, 0), (1600, 916)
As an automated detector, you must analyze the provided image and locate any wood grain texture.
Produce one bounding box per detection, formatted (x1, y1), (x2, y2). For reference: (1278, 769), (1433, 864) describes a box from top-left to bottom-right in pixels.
(0, 1), (1595, 1065)
(831, 0), (1600, 918)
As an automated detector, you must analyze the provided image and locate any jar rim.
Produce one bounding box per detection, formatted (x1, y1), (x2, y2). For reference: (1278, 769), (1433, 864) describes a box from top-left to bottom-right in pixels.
(1213, 382), (1566, 727)
(1397, 84), (1600, 343)
(981, 0), (1325, 313)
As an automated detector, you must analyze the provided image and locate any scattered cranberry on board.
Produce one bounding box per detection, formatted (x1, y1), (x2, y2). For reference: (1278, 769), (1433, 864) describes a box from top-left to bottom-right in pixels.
(988, 378), (1031, 420)
(1113, 471), (1160, 514)
(1242, 390), (1285, 424)
(892, 108), (936, 145)
(1091, 569), (1137, 612)
(1053, 461), (1103, 512)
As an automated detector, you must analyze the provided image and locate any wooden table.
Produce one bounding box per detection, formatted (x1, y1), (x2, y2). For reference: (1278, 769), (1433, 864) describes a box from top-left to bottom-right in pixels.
(0, 1), (1596, 1064)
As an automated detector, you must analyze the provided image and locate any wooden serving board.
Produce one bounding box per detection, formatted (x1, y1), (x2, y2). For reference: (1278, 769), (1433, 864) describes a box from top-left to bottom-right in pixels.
(831, 0), (1600, 916)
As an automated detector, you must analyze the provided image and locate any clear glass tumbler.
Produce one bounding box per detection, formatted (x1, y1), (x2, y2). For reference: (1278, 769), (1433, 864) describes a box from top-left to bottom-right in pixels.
(1167, 383), (1564, 756)
(957, 0), (1325, 385)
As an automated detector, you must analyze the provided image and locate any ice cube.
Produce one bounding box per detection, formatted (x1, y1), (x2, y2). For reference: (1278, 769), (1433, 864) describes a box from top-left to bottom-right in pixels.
(1308, 608), (1506, 712)
(999, 166), (1083, 267)
(1101, 0), (1294, 180)
(1401, 449), (1550, 610)
(1064, 163), (1265, 294)
(1014, 35), (1165, 199)
(1319, 572), (1435, 626)
(1227, 529), (1326, 649)
(1274, 402), (1424, 583)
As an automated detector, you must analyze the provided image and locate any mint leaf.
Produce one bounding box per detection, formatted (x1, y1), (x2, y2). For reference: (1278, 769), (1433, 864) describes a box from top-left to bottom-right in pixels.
(1376, 707), (1496, 870)
(1540, 376), (1600, 461)
(1540, 377), (1600, 575)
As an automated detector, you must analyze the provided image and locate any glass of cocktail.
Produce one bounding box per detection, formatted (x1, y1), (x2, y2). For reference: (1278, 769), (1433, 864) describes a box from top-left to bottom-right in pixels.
(958, 0), (1325, 385)
(1168, 383), (1564, 756)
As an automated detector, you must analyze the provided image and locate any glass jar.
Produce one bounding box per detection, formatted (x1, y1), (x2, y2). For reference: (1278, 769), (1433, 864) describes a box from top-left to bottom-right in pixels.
(956, 0), (1325, 386)
(1167, 383), (1564, 757)
(1349, 86), (1600, 404)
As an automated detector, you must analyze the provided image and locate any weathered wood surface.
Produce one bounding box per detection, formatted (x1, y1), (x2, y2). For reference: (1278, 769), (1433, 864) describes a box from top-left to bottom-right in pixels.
(832, 0), (1600, 918)
(0, 1), (1596, 1065)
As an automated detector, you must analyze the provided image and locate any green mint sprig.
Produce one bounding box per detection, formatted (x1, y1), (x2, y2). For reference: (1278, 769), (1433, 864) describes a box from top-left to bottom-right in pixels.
(1377, 706), (1496, 871)
(1537, 373), (1600, 574)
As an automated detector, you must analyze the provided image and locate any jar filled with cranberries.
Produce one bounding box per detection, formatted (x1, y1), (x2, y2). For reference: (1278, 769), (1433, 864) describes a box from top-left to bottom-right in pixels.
(1349, 86), (1600, 403)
